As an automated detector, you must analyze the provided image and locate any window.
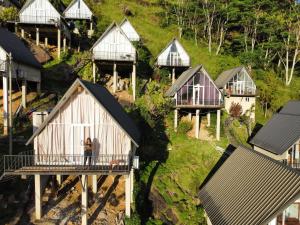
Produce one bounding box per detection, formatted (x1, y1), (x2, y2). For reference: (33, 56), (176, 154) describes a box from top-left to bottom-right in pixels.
(245, 97), (250, 102)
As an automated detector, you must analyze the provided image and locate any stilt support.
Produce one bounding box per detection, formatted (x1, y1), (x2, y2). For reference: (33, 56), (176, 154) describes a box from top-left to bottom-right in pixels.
(195, 109), (200, 139)
(130, 169), (134, 203)
(174, 109), (178, 131)
(36, 28), (39, 46)
(90, 21), (93, 31)
(207, 112), (211, 127)
(172, 67), (176, 84)
(22, 80), (27, 108)
(92, 175), (97, 194)
(216, 110), (221, 141)
(92, 61), (96, 83)
(37, 82), (41, 94)
(113, 63), (117, 93)
(44, 37), (48, 48)
(3, 76), (8, 135)
(125, 174), (131, 218)
(81, 175), (88, 225)
(132, 63), (136, 101)
(188, 112), (192, 121)
(56, 175), (62, 185)
(57, 28), (61, 59)
(35, 174), (42, 220)
(21, 29), (24, 38)
(63, 37), (66, 52)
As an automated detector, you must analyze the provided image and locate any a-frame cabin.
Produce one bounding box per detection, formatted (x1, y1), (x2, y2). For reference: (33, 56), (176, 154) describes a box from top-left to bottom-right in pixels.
(17, 0), (71, 58)
(91, 22), (137, 100)
(156, 38), (190, 84)
(1, 79), (140, 223)
(119, 18), (140, 42)
(166, 65), (223, 140)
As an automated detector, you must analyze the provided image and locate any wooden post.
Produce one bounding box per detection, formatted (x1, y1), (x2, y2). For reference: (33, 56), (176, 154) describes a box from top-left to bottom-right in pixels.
(172, 67), (176, 84)
(21, 29), (24, 38)
(37, 82), (41, 94)
(130, 169), (134, 203)
(21, 80), (27, 108)
(92, 175), (97, 194)
(35, 174), (42, 220)
(36, 28), (39, 46)
(90, 21), (93, 31)
(14, 23), (18, 34)
(195, 109), (200, 139)
(188, 112), (192, 121)
(207, 112), (211, 127)
(3, 76), (8, 135)
(92, 61), (96, 83)
(132, 63), (136, 101)
(44, 37), (48, 48)
(125, 174), (131, 217)
(56, 175), (62, 185)
(216, 110), (221, 141)
(57, 28), (61, 59)
(174, 109), (178, 131)
(63, 37), (66, 53)
(113, 63), (117, 93)
(81, 175), (88, 225)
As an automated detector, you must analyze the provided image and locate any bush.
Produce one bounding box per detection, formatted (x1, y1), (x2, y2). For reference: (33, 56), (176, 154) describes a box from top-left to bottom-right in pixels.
(229, 102), (243, 118)
(125, 213), (141, 225)
(177, 121), (193, 134)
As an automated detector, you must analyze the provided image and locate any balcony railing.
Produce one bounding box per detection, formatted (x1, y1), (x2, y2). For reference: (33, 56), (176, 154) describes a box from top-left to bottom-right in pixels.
(19, 15), (60, 25)
(3, 153), (132, 175)
(0, 59), (6, 72)
(157, 58), (190, 67)
(175, 98), (224, 107)
(283, 159), (300, 169)
(225, 88), (256, 96)
(93, 51), (136, 62)
(64, 13), (92, 20)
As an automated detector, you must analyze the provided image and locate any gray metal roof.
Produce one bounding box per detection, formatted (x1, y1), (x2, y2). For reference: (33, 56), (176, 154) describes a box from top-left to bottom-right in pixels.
(0, 28), (41, 69)
(250, 101), (300, 155)
(199, 145), (300, 225)
(26, 79), (140, 147)
(215, 66), (244, 88)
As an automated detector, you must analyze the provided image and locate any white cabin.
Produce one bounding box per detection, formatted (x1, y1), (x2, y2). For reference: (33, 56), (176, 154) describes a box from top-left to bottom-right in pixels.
(91, 22), (136, 62)
(63, 0), (92, 20)
(119, 18), (140, 42)
(156, 38), (190, 67)
(19, 0), (61, 25)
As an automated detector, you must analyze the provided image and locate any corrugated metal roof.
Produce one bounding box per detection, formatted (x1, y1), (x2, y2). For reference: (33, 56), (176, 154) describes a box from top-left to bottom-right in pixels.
(250, 101), (300, 155)
(26, 79), (140, 147)
(199, 146), (300, 225)
(215, 66), (244, 88)
(0, 28), (41, 69)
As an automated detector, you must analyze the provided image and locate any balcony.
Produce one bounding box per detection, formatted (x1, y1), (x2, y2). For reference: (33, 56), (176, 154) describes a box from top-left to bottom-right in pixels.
(19, 15), (60, 25)
(93, 51), (136, 62)
(175, 98), (224, 108)
(283, 159), (300, 170)
(157, 58), (190, 67)
(3, 152), (132, 175)
(64, 13), (92, 20)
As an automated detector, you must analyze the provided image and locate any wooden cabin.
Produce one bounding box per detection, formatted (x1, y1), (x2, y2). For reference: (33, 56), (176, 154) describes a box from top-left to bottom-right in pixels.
(119, 18), (140, 42)
(166, 65), (223, 140)
(91, 22), (137, 100)
(199, 145), (300, 225)
(156, 38), (190, 83)
(2, 79), (140, 223)
(215, 66), (256, 119)
(17, 0), (71, 58)
(0, 28), (42, 134)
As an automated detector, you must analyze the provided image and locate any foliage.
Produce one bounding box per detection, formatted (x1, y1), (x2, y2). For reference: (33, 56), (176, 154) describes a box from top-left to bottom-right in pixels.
(229, 102), (243, 118)
(0, 7), (18, 22)
(177, 120), (193, 134)
(125, 213), (142, 225)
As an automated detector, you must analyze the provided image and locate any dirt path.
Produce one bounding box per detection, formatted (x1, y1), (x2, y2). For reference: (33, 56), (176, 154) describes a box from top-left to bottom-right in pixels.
(186, 116), (214, 141)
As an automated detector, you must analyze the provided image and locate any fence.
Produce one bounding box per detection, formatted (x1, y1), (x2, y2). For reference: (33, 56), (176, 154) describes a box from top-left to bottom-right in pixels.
(157, 58), (190, 67)
(19, 15), (60, 25)
(175, 98), (224, 107)
(64, 13), (92, 20)
(93, 51), (136, 62)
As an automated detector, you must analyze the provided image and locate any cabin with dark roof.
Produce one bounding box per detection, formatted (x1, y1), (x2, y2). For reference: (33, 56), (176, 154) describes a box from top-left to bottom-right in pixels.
(156, 38), (190, 84)
(0, 28), (41, 134)
(91, 22), (137, 101)
(215, 66), (256, 119)
(1, 79), (140, 223)
(166, 65), (223, 140)
(199, 145), (300, 225)
(16, 0), (71, 58)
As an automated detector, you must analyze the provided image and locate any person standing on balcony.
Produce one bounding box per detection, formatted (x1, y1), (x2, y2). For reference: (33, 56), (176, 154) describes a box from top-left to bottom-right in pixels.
(84, 137), (93, 168)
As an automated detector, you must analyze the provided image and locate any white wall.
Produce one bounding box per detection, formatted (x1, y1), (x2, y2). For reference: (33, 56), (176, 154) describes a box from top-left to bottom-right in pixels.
(20, 0), (61, 24)
(224, 96), (255, 120)
(93, 25), (136, 62)
(120, 20), (140, 42)
(64, 0), (92, 19)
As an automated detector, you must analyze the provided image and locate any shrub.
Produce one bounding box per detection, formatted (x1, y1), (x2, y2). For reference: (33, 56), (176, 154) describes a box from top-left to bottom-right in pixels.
(229, 102), (243, 118)
(177, 121), (193, 134)
(125, 213), (141, 225)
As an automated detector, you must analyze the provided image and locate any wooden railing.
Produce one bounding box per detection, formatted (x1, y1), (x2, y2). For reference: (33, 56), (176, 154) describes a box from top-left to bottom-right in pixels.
(157, 58), (190, 67)
(175, 98), (224, 107)
(64, 13), (92, 20)
(93, 51), (136, 61)
(283, 159), (300, 169)
(19, 15), (60, 25)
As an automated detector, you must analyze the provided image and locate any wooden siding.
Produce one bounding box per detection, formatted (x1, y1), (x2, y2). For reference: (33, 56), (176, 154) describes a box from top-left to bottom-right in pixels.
(157, 39), (190, 67)
(92, 25), (136, 62)
(120, 19), (140, 42)
(20, 0), (61, 24)
(64, 0), (92, 20)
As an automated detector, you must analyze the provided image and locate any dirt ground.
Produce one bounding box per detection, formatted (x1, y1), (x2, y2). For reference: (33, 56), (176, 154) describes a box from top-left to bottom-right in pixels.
(186, 115), (214, 141)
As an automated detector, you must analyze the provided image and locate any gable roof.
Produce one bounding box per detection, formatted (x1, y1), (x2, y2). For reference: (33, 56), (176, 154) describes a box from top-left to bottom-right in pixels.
(250, 101), (300, 155)
(0, 28), (41, 69)
(119, 18), (140, 41)
(26, 79), (140, 147)
(165, 65), (220, 97)
(156, 38), (189, 62)
(63, 0), (92, 17)
(215, 66), (247, 88)
(20, 0), (64, 14)
(199, 145), (300, 225)
(91, 22), (136, 51)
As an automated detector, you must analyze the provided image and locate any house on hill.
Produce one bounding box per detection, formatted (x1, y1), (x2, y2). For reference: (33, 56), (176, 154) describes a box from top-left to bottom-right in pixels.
(199, 145), (300, 225)
(2, 78), (140, 224)
(17, 0), (71, 58)
(215, 66), (256, 120)
(156, 38), (190, 84)
(0, 28), (42, 134)
(165, 65), (223, 140)
(119, 18), (140, 42)
(91, 22), (137, 100)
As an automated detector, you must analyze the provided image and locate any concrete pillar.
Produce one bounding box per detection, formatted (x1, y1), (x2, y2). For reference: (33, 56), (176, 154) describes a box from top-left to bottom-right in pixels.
(188, 112), (192, 121)
(44, 37), (48, 48)
(132, 63), (136, 101)
(207, 112), (211, 127)
(113, 63), (117, 93)
(174, 109), (178, 131)
(63, 37), (66, 53)
(3, 76), (8, 135)
(172, 67), (176, 84)
(57, 28), (61, 59)
(195, 109), (200, 139)
(130, 169), (134, 203)
(81, 175), (88, 225)
(21, 29), (24, 38)
(21, 80), (27, 108)
(92, 61), (96, 83)
(125, 174), (131, 217)
(92, 175), (97, 194)
(35, 174), (42, 220)
(56, 175), (62, 185)
(216, 109), (221, 141)
(37, 82), (41, 94)
(36, 28), (39, 46)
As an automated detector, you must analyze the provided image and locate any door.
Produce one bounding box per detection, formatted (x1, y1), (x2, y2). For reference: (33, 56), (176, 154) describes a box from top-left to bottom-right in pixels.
(193, 85), (205, 105)
(170, 52), (179, 66)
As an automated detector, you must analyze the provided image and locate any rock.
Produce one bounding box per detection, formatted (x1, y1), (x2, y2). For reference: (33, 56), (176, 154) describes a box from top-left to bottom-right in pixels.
(165, 208), (179, 224)
(148, 188), (168, 219)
